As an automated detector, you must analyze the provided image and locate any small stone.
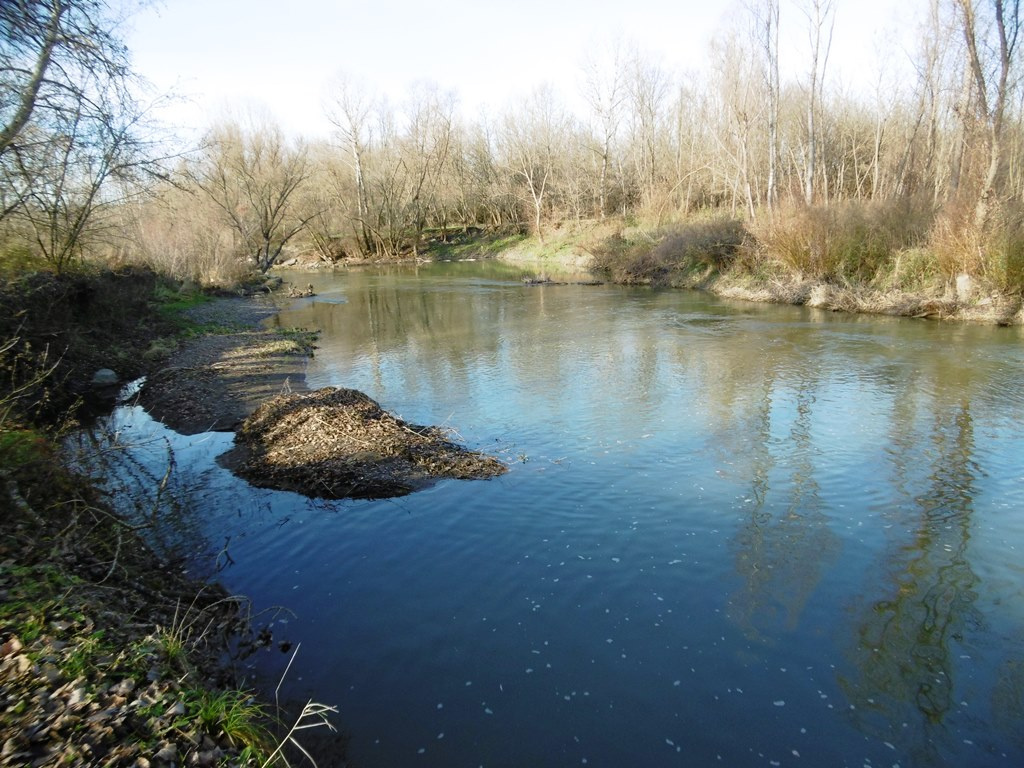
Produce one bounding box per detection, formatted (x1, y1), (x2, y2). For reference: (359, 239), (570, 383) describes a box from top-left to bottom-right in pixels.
(165, 700), (186, 717)
(1, 636), (23, 656)
(111, 678), (136, 696)
(154, 743), (177, 761)
(133, 759), (151, 768)
(91, 368), (119, 387)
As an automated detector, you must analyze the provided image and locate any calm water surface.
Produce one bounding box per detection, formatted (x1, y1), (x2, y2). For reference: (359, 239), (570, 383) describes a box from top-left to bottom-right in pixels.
(105, 263), (1024, 767)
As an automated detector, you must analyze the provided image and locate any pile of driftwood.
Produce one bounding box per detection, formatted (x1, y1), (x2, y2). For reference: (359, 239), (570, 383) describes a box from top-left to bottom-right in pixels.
(219, 387), (507, 499)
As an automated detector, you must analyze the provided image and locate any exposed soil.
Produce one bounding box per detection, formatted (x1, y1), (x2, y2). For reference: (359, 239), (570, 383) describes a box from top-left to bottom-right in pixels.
(220, 388), (508, 500)
(139, 297), (311, 435)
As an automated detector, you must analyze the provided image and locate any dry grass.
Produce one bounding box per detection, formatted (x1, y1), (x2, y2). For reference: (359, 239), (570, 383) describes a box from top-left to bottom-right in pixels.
(589, 216), (746, 285)
(930, 199), (1024, 293)
(751, 198), (934, 283)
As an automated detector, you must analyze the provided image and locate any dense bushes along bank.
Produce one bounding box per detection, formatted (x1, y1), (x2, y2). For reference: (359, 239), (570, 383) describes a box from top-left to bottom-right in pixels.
(505, 202), (1024, 325)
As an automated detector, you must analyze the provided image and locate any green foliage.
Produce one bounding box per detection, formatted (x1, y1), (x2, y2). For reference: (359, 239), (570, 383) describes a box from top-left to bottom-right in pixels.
(875, 247), (946, 293)
(153, 281), (213, 314)
(422, 228), (528, 260)
(0, 428), (51, 467)
(60, 630), (113, 679)
(0, 241), (47, 275)
(180, 688), (271, 751)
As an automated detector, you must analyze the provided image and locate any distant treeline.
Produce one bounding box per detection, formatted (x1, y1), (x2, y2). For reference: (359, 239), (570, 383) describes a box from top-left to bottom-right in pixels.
(3, 1), (1024, 291)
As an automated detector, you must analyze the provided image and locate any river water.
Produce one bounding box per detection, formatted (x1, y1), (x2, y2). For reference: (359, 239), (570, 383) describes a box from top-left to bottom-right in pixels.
(102, 262), (1024, 767)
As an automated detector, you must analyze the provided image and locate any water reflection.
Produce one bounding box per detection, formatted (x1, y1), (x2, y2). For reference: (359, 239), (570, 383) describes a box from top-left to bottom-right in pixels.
(840, 371), (994, 764)
(172, 265), (1024, 767)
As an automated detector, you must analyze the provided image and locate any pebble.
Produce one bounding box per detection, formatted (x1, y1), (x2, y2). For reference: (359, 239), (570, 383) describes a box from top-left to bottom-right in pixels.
(154, 743), (177, 761)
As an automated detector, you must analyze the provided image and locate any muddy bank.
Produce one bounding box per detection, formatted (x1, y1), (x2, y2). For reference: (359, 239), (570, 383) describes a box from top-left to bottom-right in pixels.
(220, 388), (507, 500)
(139, 297), (313, 435)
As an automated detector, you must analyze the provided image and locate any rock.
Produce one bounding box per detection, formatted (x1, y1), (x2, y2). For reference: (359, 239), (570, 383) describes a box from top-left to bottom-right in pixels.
(956, 272), (974, 303)
(195, 749), (221, 767)
(91, 368), (119, 387)
(67, 686), (88, 708)
(154, 743), (177, 762)
(110, 678), (136, 697)
(165, 700), (186, 717)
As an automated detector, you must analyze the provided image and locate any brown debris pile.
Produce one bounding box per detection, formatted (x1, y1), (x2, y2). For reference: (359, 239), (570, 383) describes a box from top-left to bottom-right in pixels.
(220, 387), (507, 499)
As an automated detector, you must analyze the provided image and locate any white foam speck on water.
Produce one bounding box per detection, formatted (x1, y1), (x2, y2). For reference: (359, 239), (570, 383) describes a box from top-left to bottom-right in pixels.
(666, 739), (675, 746)
(436, 702), (443, 709)
(526, 668), (534, 673)
(673, 680), (681, 686)
(773, 700), (785, 707)
(484, 707), (493, 715)
(438, 733), (444, 739)
(417, 747), (425, 754)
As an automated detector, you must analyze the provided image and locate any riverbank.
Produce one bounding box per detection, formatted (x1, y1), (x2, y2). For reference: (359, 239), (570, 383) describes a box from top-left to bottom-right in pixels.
(139, 296), (314, 435)
(492, 221), (1024, 326)
(0, 271), (334, 766)
(275, 220), (1024, 325)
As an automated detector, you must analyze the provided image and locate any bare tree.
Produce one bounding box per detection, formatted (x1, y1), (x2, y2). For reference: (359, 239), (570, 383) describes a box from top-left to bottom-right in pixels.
(500, 86), (569, 242)
(193, 115), (312, 273)
(0, 0), (160, 271)
(798, 0), (836, 205)
(956, 0), (1022, 226)
(580, 39), (628, 219)
(625, 49), (671, 211)
(1, 0), (131, 157)
(752, 0), (781, 209)
(325, 74), (376, 256)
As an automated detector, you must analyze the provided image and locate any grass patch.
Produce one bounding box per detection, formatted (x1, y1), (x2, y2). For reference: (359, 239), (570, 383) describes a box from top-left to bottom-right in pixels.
(153, 282), (214, 314)
(423, 228), (529, 260)
(180, 688), (272, 752)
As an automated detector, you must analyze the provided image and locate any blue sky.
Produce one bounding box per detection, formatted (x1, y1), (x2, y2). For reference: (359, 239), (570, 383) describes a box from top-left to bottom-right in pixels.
(125, 0), (918, 140)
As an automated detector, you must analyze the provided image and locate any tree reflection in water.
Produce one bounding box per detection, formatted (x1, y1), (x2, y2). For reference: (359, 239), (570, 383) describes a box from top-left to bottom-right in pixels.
(841, 393), (989, 764)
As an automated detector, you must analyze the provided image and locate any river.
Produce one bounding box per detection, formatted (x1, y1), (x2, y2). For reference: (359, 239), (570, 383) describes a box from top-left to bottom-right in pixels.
(100, 262), (1024, 767)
